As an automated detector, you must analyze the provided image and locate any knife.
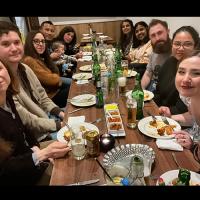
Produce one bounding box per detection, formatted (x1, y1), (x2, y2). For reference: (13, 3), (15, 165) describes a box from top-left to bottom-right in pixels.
(67, 179), (100, 186)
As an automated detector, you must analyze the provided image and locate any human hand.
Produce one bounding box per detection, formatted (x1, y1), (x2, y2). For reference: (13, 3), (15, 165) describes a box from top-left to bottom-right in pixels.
(159, 106), (171, 117)
(174, 130), (193, 149)
(50, 52), (61, 60)
(59, 111), (65, 120)
(75, 51), (83, 59)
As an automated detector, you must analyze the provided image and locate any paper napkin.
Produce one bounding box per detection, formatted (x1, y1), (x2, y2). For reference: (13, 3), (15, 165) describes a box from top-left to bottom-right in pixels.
(156, 139), (183, 151)
(68, 116), (85, 127)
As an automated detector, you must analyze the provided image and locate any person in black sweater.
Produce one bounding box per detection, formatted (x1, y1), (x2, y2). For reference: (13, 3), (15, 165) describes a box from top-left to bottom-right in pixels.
(154, 26), (200, 115)
(0, 60), (70, 185)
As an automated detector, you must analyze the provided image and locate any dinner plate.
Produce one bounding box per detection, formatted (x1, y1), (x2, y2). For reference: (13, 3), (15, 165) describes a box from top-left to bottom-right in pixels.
(70, 94), (96, 107)
(72, 73), (92, 80)
(138, 116), (181, 139)
(82, 52), (92, 56)
(103, 144), (155, 177)
(79, 65), (92, 72)
(127, 70), (137, 77)
(57, 122), (99, 145)
(82, 33), (90, 37)
(125, 90), (154, 101)
(82, 36), (91, 40)
(156, 170), (200, 186)
(99, 35), (108, 39)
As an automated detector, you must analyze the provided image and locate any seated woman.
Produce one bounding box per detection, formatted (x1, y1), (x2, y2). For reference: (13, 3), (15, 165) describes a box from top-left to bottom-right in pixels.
(119, 19), (135, 60)
(128, 21), (152, 78)
(0, 60), (70, 185)
(154, 26), (199, 115)
(0, 21), (66, 141)
(22, 30), (71, 107)
(170, 51), (200, 162)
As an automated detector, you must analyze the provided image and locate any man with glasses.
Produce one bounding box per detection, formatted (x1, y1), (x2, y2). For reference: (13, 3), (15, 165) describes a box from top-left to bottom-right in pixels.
(141, 19), (172, 92)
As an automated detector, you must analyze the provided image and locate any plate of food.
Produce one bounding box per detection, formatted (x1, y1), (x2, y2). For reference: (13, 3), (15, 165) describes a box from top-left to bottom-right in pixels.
(127, 70), (137, 77)
(70, 94), (96, 107)
(125, 90), (154, 101)
(72, 73), (92, 80)
(57, 122), (99, 145)
(82, 52), (92, 56)
(138, 116), (181, 139)
(156, 170), (200, 186)
(79, 65), (92, 72)
(103, 144), (155, 177)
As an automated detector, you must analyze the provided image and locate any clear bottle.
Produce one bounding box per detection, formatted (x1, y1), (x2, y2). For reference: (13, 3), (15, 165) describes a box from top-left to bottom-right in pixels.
(92, 53), (101, 86)
(131, 73), (144, 120)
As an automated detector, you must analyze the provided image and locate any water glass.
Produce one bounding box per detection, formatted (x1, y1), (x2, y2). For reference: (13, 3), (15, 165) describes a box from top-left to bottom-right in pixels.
(71, 127), (86, 160)
(126, 96), (137, 129)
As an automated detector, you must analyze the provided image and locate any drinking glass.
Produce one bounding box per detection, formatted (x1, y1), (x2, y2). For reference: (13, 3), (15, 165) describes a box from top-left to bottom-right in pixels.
(71, 127), (86, 160)
(121, 60), (129, 77)
(117, 76), (127, 96)
(126, 96), (137, 129)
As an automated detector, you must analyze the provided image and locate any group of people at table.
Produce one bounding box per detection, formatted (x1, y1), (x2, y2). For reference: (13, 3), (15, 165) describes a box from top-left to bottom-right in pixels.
(0, 18), (200, 185)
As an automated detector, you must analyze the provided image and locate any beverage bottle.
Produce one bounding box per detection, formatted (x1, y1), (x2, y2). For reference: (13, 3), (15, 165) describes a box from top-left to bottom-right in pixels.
(96, 78), (104, 108)
(114, 43), (122, 78)
(92, 30), (97, 53)
(92, 53), (101, 86)
(131, 73), (144, 120)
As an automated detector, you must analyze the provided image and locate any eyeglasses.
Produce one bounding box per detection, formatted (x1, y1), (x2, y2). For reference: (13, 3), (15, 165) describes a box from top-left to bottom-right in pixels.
(33, 39), (46, 45)
(173, 41), (194, 49)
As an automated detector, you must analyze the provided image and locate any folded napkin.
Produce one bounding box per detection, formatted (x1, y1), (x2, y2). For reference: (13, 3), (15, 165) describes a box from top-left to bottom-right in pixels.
(76, 80), (89, 84)
(156, 139), (183, 151)
(68, 116), (85, 126)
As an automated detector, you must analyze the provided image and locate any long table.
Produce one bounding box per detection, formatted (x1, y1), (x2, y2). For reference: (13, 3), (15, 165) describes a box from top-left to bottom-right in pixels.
(50, 62), (200, 186)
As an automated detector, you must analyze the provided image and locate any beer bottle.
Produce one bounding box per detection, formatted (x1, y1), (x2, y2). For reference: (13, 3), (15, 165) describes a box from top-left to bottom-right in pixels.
(176, 168), (191, 186)
(131, 73), (144, 120)
(92, 53), (101, 86)
(114, 43), (122, 78)
(96, 79), (104, 108)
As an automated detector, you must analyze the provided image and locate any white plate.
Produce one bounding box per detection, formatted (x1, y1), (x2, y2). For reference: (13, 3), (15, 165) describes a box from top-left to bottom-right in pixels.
(82, 52), (92, 56)
(96, 32), (103, 35)
(70, 94), (96, 107)
(80, 55), (92, 61)
(82, 36), (91, 40)
(72, 73), (92, 80)
(103, 144), (155, 177)
(82, 33), (90, 37)
(79, 65), (92, 72)
(138, 116), (181, 139)
(99, 35), (108, 39)
(127, 70), (137, 77)
(57, 122), (99, 144)
(125, 90), (154, 101)
(157, 170), (200, 185)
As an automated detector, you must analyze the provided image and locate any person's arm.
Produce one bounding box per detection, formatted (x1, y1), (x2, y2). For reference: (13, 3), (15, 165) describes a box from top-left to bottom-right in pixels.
(171, 112), (193, 126)
(141, 70), (152, 89)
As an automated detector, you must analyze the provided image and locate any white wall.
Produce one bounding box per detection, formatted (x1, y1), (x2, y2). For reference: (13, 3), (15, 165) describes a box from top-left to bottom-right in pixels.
(128, 17), (200, 37)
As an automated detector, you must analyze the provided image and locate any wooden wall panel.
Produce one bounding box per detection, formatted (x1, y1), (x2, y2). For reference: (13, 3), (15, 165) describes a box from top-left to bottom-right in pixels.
(54, 20), (122, 45)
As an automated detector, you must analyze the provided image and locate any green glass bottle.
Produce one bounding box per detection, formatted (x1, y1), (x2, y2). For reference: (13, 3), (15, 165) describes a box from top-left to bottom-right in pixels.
(92, 53), (101, 86)
(114, 43), (122, 78)
(96, 80), (104, 108)
(176, 168), (191, 186)
(131, 73), (144, 120)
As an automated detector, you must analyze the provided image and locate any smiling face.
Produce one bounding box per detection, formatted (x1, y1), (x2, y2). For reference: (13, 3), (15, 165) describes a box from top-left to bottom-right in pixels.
(40, 23), (55, 41)
(63, 32), (74, 44)
(0, 31), (24, 71)
(176, 56), (200, 98)
(172, 31), (195, 61)
(122, 21), (132, 35)
(0, 60), (10, 94)
(135, 24), (147, 41)
(32, 33), (46, 55)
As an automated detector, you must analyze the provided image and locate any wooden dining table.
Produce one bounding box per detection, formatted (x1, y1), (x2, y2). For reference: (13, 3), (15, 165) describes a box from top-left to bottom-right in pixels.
(50, 61), (200, 186)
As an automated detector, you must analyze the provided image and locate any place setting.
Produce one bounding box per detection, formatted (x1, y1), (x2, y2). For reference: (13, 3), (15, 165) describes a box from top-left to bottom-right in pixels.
(125, 90), (154, 102)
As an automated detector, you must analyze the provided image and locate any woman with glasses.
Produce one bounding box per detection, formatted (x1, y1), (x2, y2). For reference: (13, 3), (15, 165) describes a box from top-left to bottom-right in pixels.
(154, 26), (199, 115)
(22, 30), (71, 108)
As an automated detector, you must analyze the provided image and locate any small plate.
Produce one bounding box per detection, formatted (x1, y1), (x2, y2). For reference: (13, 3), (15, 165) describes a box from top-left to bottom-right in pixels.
(82, 52), (92, 56)
(127, 70), (137, 77)
(103, 144), (155, 177)
(57, 122), (99, 144)
(70, 94), (96, 107)
(72, 73), (92, 80)
(157, 170), (200, 186)
(138, 116), (181, 139)
(79, 65), (92, 72)
(82, 33), (90, 37)
(82, 36), (91, 40)
(125, 90), (154, 101)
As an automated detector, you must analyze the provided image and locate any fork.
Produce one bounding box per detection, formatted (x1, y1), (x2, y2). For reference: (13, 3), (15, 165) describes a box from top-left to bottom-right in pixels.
(161, 115), (170, 125)
(90, 118), (102, 124)
(172, 152), (181, 169)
